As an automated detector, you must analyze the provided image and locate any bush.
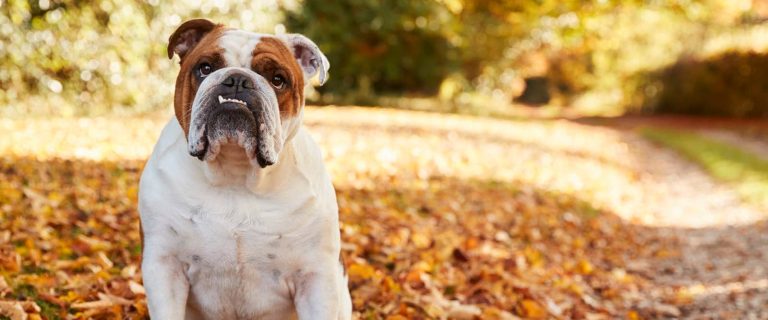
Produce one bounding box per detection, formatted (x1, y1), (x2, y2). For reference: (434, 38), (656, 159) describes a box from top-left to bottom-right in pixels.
(640, 51), (768, 117)
(284, 0), (456, 100)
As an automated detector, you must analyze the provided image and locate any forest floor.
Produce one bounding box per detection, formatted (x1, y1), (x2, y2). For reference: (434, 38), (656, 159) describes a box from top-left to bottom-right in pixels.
(0, 107), (766, 319)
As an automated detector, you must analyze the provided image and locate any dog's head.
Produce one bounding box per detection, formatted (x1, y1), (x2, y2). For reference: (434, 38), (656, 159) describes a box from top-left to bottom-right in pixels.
(168, 19), (329, 168)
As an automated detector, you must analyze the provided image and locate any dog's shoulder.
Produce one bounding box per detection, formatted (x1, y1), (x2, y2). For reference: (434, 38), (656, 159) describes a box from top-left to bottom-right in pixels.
(139, 117), (207, 220)
(291, 126), (336, 198)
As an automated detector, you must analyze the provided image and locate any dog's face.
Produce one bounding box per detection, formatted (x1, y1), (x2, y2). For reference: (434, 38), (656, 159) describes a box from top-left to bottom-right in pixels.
(168, 19), (329, 168)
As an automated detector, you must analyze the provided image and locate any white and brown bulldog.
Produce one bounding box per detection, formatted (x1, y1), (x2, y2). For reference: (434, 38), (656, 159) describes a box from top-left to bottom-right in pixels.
(138, 19), (351, 319)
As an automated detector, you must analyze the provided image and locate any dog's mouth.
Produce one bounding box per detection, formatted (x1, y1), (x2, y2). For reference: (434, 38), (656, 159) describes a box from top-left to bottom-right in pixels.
(188, 94), (281, 168)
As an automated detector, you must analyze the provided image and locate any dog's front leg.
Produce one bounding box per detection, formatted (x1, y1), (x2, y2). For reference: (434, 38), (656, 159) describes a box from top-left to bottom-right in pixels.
(294, 270), (341, 320)
(142, 245), (189, 320)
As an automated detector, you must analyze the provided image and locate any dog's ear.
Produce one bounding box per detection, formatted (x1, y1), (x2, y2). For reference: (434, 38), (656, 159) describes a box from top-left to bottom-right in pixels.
(278, 34), (330, 85)
(168, 19), (219, 60)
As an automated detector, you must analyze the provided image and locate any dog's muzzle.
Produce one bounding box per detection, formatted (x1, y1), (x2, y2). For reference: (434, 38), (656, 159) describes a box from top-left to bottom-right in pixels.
(187, 68), (283, 168)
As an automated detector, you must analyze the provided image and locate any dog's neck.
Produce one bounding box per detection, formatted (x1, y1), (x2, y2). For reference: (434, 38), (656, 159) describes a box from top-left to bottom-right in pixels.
(201, 138), (299, 194)
(201, 142), (253, 185)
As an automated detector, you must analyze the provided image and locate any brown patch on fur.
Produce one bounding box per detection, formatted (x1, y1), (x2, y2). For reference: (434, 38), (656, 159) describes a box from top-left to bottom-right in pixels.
(252, 37), (304, 118)
(171, 26), (226, 136)
(167, 19), (218, 60)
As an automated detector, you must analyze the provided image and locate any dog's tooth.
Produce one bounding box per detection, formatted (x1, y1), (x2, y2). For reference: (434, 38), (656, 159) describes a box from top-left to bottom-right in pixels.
(216, 96), (247, 106)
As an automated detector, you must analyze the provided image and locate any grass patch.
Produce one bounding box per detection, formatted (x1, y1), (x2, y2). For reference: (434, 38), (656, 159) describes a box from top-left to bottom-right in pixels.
(35, 299), (63, 320)
(11, 283), (64, 319)
(641, 127), (768, 207)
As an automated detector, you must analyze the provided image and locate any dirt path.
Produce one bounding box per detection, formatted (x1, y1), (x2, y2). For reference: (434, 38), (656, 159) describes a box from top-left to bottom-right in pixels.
(610, 132), (764, 227)
(576, 122), (768, 319)
(646, 222), (768, 319)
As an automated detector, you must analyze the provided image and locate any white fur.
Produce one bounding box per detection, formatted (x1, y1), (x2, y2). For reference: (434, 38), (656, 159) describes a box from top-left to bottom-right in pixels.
(140, 29), (350, 320)
(220, 29), (263, 67)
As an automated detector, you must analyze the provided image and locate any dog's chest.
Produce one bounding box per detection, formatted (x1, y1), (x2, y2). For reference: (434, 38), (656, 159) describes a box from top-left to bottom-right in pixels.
(172, 204), (315, 319)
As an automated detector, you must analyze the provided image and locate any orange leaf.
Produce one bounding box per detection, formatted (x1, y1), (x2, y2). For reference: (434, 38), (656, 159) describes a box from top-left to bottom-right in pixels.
(520, 299), (547, 318)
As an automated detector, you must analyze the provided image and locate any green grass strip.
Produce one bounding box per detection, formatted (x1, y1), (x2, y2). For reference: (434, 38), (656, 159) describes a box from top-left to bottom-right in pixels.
(640, 127), (768, 208)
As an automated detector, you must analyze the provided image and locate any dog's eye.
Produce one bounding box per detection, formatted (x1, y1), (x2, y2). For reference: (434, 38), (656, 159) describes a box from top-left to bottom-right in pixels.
(270, 75), (285, 89)
(198, 63), (213, 77)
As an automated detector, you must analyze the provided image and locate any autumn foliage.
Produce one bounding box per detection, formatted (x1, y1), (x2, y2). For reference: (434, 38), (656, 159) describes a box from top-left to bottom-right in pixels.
(0, 110), (696, 319)
(1, 108), (764, 319)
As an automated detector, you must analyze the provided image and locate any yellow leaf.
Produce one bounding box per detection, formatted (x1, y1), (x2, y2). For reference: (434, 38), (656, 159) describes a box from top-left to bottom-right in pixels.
(0, 185), (22, 202)
(61, 291), (80, 303)
(412, 260), (432, 273)
(47, 191), (64, 204)
(383, 276), (401, 293)
(577, 259), (594, 275)
(655, 249), (675, 258)
(520, 299), (547, 318)
(411, 232), (431, 249)
(347, 263), (375, 280)
(126, 185), (139, 202)
(523, 246), (544, 268)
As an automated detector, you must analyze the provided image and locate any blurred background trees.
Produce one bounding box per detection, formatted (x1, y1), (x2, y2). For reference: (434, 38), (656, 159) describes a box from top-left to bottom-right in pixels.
(0, 0), (284, 116)
(2, 0), (767, 117)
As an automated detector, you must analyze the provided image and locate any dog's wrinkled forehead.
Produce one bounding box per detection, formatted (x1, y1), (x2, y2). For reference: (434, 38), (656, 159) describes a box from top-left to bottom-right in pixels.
(219, 30), (263, 68)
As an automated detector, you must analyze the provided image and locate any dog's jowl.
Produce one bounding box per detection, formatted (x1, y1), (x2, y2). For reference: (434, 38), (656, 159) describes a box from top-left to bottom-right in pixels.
(138, 19), (351, 320)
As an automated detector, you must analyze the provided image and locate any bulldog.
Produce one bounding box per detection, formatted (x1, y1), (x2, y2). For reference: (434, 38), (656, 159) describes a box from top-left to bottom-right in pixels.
(138, 19), (351, 320)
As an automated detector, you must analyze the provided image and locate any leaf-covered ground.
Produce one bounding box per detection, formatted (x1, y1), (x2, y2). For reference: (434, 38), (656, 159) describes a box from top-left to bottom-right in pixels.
(1, 108), (766, 319)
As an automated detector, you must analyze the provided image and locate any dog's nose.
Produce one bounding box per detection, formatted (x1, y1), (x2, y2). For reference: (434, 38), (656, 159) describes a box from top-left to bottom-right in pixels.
(221, 74), (254, 93)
